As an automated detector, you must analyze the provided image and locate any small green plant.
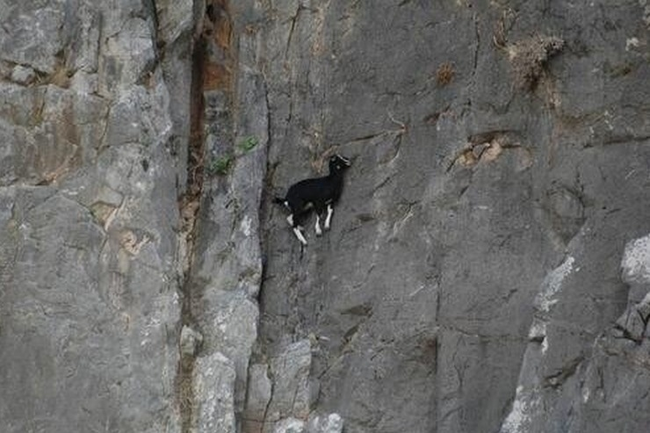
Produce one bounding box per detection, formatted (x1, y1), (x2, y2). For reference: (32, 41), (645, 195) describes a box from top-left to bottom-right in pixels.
(207, 155), (233, 176)
(238, 136), (259, 152)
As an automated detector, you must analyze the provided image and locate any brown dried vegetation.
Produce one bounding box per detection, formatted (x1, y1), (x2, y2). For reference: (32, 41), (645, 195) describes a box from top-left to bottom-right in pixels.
(436, 62), (455, 86)
(507, 36), (564, 90)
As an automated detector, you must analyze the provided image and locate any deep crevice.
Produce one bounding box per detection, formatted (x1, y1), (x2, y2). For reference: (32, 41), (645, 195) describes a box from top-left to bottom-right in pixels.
(176, 26), (206, 433)
(175, 0), (236, 431)
(175, 1), (227, 432)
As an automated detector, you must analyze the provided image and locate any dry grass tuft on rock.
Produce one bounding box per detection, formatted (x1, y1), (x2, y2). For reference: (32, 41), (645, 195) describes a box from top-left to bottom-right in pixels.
(436, 62), (455, 86)
(507, 36), (564, 90)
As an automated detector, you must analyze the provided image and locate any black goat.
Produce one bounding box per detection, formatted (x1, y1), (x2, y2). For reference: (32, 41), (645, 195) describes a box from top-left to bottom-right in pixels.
(274, 154), (351, 245)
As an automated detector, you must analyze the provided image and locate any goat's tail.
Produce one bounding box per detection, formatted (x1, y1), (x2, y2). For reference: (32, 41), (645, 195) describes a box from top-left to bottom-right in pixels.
(273, 196), (291, 211)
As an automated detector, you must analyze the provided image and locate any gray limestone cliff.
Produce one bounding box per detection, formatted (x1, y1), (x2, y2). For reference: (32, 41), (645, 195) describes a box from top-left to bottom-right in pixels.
(1, 1), (650, 433)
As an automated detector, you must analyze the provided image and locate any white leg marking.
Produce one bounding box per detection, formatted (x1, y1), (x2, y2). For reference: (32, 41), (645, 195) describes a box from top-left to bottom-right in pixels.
(324, 205), (333, 230)
(293, 227), (308, 245)
(286, 214), (294, 226)
(315, 215), (322, 236)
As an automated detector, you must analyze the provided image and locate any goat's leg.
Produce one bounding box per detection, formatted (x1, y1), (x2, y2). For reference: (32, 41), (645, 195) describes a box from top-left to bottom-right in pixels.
(313, 204), (325, 236)
(324, 204), (334, 230)
(291, 211), (308, 245)
(293, 226), (308, 245)
(285, 200), (304, 226)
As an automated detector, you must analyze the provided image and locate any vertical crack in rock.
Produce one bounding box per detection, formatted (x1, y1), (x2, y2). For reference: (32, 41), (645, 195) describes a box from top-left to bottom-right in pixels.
(6, 1), (650, 432)
(471, 13), (480, 82)
(285, 5), (302, 60)
(176, 1), (217, 432)
(176, 1), (253, 432)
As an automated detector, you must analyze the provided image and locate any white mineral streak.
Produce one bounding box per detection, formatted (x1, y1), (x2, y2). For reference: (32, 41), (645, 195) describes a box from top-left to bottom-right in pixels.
(536, 256), (575, 312)
(621, 234), (650, 284)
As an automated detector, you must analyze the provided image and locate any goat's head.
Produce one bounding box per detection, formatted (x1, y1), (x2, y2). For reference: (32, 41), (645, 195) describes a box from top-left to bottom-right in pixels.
(328, 154), (351, 173)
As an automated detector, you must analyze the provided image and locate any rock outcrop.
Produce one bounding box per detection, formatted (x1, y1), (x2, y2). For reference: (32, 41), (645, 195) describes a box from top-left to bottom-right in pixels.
(1, 1), (650, 433)
(0, 1), (190, 431)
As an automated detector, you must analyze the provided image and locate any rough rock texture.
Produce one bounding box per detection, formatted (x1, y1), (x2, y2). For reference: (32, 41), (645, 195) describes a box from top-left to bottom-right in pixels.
(0, 1), (192, 432)
(194, 351), (237, 433)
(306, 413), (344, 433)
(241, 0), (650, 432)
(264, 339), (314, 423)
(2, 1), (650, 433)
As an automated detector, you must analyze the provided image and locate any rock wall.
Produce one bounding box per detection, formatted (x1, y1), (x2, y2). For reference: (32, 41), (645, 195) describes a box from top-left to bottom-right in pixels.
(0, 1), (192, 431)
(1, 1), (650, 433)
(244, 0), (650, 432)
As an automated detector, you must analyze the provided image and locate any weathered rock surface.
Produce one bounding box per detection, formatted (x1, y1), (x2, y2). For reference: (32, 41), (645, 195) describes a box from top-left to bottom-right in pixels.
(502, 233), (650, 433)
(244, 363), (273, 424)
(242, 0), (650, 432)
(306, 413), (344, 433)
(180, 325), (204, 357)
(265, 412), (344, 433)
(2, 0), (650, 433)
(194, 351), (237, 433)
(0, 1), (191, 432)
(264, 339), (314, 423)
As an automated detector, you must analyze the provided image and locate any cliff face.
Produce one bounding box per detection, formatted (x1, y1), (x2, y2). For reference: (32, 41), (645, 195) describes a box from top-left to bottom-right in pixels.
(1, 1), (650, 433)
(0, 1), (189, 432)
